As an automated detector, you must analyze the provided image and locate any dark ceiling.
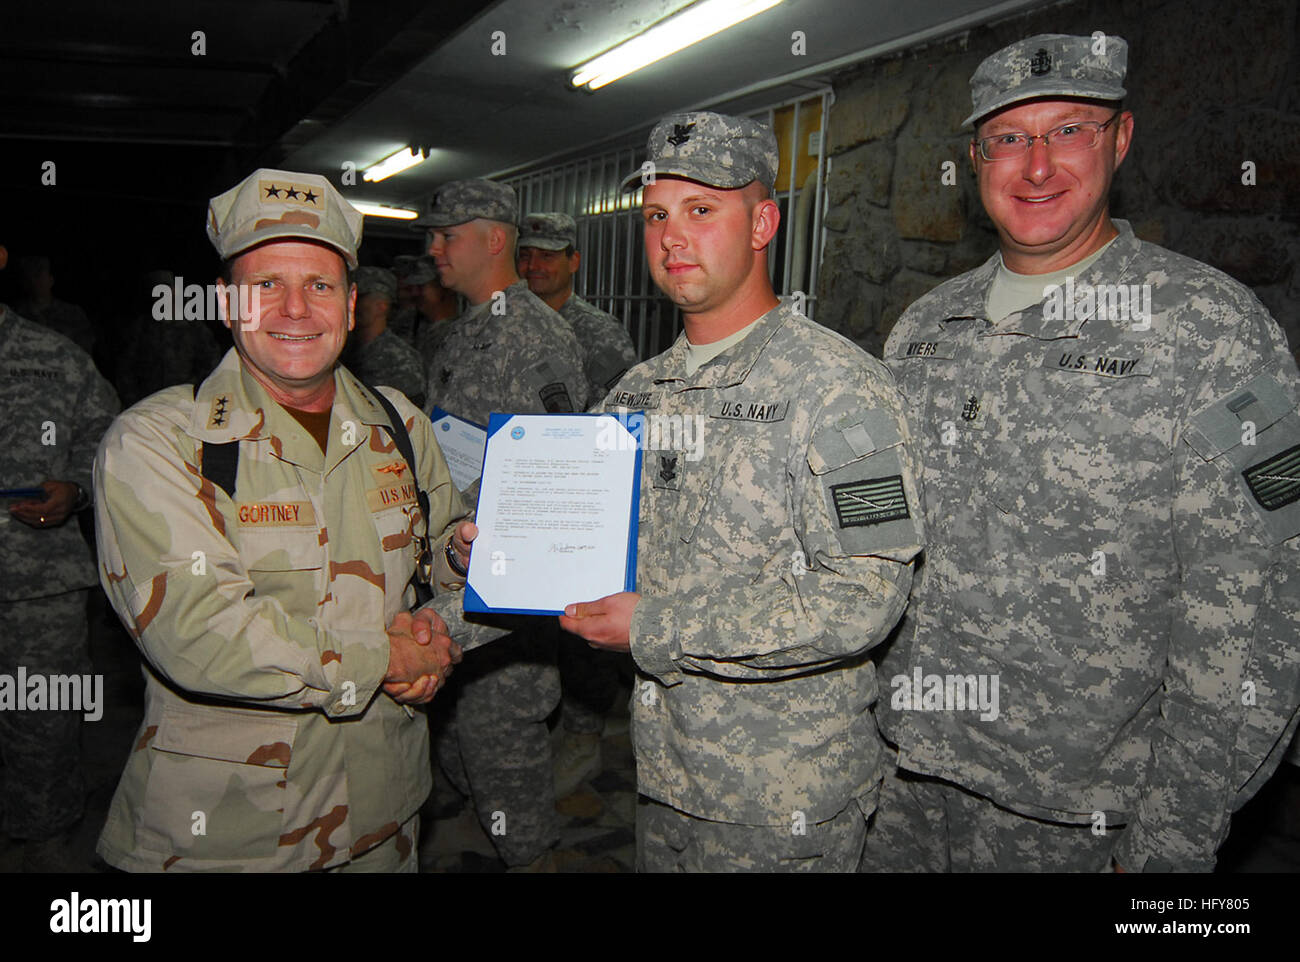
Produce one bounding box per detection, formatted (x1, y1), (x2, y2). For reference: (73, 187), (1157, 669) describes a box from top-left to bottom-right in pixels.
(0, 0), (1049, 321)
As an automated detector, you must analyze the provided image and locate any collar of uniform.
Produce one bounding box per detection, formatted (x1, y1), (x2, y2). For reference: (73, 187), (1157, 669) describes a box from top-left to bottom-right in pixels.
(987, 220), (1142, 339)
(189, 348), (391, 474)
(658, 301), (789, 390)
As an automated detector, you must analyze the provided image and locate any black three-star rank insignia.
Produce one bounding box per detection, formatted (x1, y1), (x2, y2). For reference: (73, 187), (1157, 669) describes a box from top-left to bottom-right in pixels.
(301, 189), (318, 204)
(667, 123), (695, 147)
(208, 394), (231, 428)
(264, 184), (282, 198)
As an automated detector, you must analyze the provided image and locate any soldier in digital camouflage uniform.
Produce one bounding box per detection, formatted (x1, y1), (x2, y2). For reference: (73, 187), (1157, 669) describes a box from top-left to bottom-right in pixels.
(342, 266), (427, 407)
(423, 179), (588, 869)
(866, 34), (1300, 873)
(518, 212), (638, 396)
(94, 167), (473, 872)
(517, 211), (638, 797)
(561, 112), (925, 872)
(0, 240), (120, 872)
(391, 255), (458, 365)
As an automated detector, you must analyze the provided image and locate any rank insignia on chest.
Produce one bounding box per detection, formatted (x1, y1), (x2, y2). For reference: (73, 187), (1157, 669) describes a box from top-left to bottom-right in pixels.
(960, 395), (981, 422)
(653, 453), (681, 491)
(208, 394), (232, 429)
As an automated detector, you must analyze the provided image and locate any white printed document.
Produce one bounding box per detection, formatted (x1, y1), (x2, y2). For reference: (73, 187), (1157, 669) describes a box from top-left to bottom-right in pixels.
(429, 407), (487, 492)
(465, 413), (642, 616)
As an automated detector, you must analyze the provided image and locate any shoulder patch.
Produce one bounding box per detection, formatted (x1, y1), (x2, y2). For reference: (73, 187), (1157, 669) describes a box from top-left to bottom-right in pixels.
(1242, 444), (1300, 511)
(831, 476), (910, 528)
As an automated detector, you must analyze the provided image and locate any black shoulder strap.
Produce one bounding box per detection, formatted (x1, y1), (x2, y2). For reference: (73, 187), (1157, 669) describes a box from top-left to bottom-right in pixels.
(202, 440), (240, 501)
(191, 380), (435, 604)
(192, 383), (241, 500)
(367, 385), (435, 605)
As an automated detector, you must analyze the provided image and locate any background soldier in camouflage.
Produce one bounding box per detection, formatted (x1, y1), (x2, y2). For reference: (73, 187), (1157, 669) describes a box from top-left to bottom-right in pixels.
(342, 266), (427, 407)
(94, 167), (472, 872)
(562, 112), (925, 872)
(391, 254), (458, 364)
(423, 179), (588, 870)
(114, 269), (224, 409)
(516, 210), (637, 798)
(15, 255), (97, 360)
(0, 238), (120, 872)
(518, 212), (637, 396)
(868, 34), (1300, 872)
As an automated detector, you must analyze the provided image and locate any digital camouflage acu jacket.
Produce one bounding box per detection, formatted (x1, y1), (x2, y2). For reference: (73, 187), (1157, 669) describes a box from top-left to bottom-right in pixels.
(599, 300), (925, 827)
(881, 220), (1300, 872)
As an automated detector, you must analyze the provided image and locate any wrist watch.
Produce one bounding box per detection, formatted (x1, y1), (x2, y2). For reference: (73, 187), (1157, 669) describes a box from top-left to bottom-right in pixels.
(71, 483), (92, 513)
(444, 538), (468, 577)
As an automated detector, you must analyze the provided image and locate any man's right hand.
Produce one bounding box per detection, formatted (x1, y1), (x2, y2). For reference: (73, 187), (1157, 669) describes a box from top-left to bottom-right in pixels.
(384, 610), (460, 705)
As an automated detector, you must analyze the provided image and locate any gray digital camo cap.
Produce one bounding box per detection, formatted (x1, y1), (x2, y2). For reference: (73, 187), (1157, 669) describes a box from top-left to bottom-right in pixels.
(424, 179), (518, 227)
(518, 212), (577, 252)
(620, 111), (779, 193)
(352, 266), (397, 300)
(965, 33), (1128, 128)
(206, 167), (363, 268)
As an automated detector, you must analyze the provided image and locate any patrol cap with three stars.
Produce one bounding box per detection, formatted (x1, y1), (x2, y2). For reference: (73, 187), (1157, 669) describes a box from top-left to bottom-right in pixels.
(206, 167), (363, 268)
(352, 266), (397, 300)
(964, 33), (1128, 128)
(424, 179), (518, 228)
(621, 111), (779, 194)
(518, 212), (577, 252)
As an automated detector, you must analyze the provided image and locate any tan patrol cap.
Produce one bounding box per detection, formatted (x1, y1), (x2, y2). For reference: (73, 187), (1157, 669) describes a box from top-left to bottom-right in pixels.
(206, 167), (364, 268)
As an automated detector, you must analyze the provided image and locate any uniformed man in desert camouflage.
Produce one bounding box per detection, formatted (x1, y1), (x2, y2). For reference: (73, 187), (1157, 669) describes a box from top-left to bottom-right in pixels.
(95, 167), (472, 872)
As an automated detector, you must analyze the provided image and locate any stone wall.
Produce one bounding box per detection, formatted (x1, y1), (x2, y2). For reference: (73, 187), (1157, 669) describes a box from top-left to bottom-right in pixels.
(817, 0), (1300, 358)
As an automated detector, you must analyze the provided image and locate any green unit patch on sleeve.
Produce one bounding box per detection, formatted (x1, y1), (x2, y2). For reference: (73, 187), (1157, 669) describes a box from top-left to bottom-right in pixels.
(831, 475), (910, 528)
(1242, 444), (1300, 511)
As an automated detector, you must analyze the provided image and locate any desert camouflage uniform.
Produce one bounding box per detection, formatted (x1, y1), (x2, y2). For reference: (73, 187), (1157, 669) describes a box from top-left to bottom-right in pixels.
(594, 299), (924, 869)
(0, 306), (119, 840)
(344, 327), (427, 410)
(95, 348), (468, 871)
(874, 221), (1300, 872)
(560, 294), (637, 400)
(422, 278), (587, 866)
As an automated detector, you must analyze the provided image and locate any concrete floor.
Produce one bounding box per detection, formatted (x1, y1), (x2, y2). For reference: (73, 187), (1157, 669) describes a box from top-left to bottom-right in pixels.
(2, 589), (1297, 873)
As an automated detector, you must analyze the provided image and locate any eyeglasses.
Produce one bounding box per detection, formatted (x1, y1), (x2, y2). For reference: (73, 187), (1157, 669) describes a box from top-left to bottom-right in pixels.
(975, 111), (1123, 161)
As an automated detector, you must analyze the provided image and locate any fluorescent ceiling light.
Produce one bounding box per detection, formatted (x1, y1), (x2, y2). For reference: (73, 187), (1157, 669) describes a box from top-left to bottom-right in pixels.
(363, 147), (427, 183)
(571, 0), (785, 91)
(350, 202), (420, 220)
